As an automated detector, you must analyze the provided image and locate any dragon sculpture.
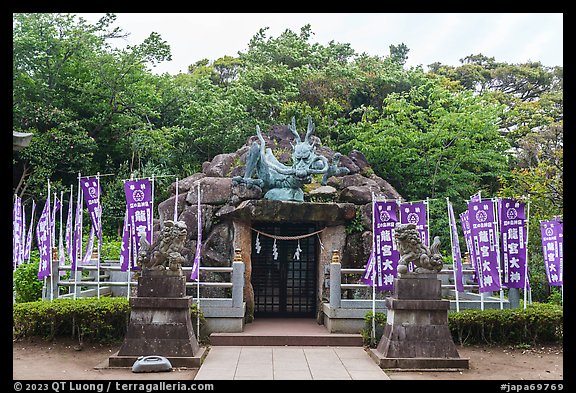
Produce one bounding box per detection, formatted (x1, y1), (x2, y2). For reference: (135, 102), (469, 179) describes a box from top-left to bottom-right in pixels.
(232, 117), (349, 202)
(394, 223), (444, 274)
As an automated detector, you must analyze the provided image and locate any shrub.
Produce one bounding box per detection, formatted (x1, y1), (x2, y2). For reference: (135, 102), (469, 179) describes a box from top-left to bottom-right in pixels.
(449, 303), (563, 346)
(362, 303), (563, 347)
(13, 297), (130, 343)
(13, 297), (208, 344)
(361, 310), (387, 347)
(13, 259), (43, 303)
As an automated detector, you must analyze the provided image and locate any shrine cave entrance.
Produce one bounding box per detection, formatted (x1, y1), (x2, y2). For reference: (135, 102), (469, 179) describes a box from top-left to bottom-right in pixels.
(251, 223), (318, 318)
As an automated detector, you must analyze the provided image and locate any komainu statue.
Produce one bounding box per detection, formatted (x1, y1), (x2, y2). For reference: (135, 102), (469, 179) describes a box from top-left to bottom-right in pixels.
(137, 220), (188, 273)
(394, 223), (444, 274)
(232, 117), (349, 202)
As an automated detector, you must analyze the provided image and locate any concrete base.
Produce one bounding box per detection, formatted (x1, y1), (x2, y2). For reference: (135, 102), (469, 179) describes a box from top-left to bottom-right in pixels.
(322, 300), (388, 334)
(109, 271), (202, 367)
(368, 348), (469, 370)
(107, 346), (208, 369)
(371, 273), (469, 370)
(197, 298), (246, 334)
(204, 317), (244, 333)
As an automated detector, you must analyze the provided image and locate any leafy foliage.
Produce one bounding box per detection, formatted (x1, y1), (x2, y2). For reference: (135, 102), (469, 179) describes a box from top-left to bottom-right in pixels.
(13, 297), (130, 343)
(13, 258), (44, 303)
(448, 303), (563, 346)
(13, 297), (208, 343)
(363, 303), (563, 347)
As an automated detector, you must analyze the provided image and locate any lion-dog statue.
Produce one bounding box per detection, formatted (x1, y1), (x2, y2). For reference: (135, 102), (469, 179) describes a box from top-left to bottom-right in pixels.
(137, 220), (188, 273)
(394, 223), (444, 274)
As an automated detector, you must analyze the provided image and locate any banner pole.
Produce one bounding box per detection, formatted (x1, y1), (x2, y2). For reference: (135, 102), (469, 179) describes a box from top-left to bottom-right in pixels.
(371, 191), (376, 346)
(40, 183), (49, 301)
(50, 182), (55, 301)
(174, 177), (179, 222)
(73, 173), (81, 300)
(13, 194), (17, 303)
(426, 197), (430, 247)
(447, 198), (460, 312)
(127, 221), (132, 300)
(523, 198), (530, 309)
(197, 182), (201, 342)
(96, 173), (101, 299)
(493, 198), (504, 310)
(58, 190), (64, 297)
(150, 175), (155, 245)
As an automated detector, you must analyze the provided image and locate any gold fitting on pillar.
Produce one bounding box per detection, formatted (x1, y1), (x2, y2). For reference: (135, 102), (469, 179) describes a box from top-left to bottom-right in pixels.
(233, 248), (242, 262)
(331, 250), (340, 264)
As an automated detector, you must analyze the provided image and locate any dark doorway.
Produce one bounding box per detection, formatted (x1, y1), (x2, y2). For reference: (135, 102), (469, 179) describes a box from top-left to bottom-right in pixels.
(251, 223), (317, 317)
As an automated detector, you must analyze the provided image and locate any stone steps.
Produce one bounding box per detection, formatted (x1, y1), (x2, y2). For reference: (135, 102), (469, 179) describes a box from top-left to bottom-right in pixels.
(208, 318), (364, 347)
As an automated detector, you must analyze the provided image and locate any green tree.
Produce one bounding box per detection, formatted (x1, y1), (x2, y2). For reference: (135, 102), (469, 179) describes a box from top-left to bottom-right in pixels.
(13, 13), (172, 233)
(340, 71), (510, 206)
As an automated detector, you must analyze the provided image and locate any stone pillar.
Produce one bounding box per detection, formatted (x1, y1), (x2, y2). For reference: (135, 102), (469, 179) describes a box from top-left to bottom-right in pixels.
(329, 257), (341, 309)
(369, 273), (469, 369)
(318, 225), (346, 322)
(508, 288), (520, 308)
(232, 220), (254, 323)
(108, 270), (206, 368)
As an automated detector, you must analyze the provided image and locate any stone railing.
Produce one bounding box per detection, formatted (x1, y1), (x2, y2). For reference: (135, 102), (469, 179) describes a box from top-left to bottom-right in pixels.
(323, 262), (387, 334)
(48, 255), (246, 334)
(324, 259), (513, 334)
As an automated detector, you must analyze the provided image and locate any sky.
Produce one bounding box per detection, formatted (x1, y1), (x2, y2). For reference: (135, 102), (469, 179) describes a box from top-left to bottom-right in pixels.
(76, 13), (563, 75)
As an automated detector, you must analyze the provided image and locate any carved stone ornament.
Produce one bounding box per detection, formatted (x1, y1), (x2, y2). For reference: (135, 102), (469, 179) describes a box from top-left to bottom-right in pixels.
(394, 223), (444, 274)
(136, 220), (188, 273)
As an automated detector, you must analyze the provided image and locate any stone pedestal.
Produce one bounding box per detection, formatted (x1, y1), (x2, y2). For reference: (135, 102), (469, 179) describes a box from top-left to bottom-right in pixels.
(108, 270), (206, 368)
(369, 273), (469, 369)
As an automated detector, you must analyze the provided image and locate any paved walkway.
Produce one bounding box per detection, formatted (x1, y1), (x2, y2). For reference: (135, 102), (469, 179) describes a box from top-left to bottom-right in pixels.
(194, 346), (390, 380)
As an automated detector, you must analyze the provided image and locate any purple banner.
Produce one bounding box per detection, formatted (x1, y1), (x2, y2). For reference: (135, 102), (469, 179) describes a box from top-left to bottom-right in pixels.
(23, 200), (36, 263)
(190, 185), (202, 281)
(13, 196), (23, 271)
(540, 218), (563, 286)
(400, 201), (428, 246)
(119, 213), (131, 272)
(58, 196), (66, 275)
(123, 178), (153, 271)
(498, 198), (529, 289)
(467, 200), (501, 292)
(80, 177), (102, 239)
(361, 200), (399, 291)
(36, 196), (52, 280)
(447, 200), (465, 292)
(82, 226), (95, 264)
(65, 191), (74, 264)
(459, 211), (478, 283)
(21, 201), (26, 266)
(72, 186), (83, 272)
(51, 195), (61, 244)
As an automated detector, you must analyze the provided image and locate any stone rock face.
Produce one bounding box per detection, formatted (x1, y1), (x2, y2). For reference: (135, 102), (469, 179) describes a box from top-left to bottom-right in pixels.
(156, 123), (404, 303)
(348, 149), (370, 172)
(203, 153), (238, 177)
(169, 173), (205, 195)
(158, 192), (188, 223)
(339, 185), (379, 204)
(185, 177), (232, 205)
